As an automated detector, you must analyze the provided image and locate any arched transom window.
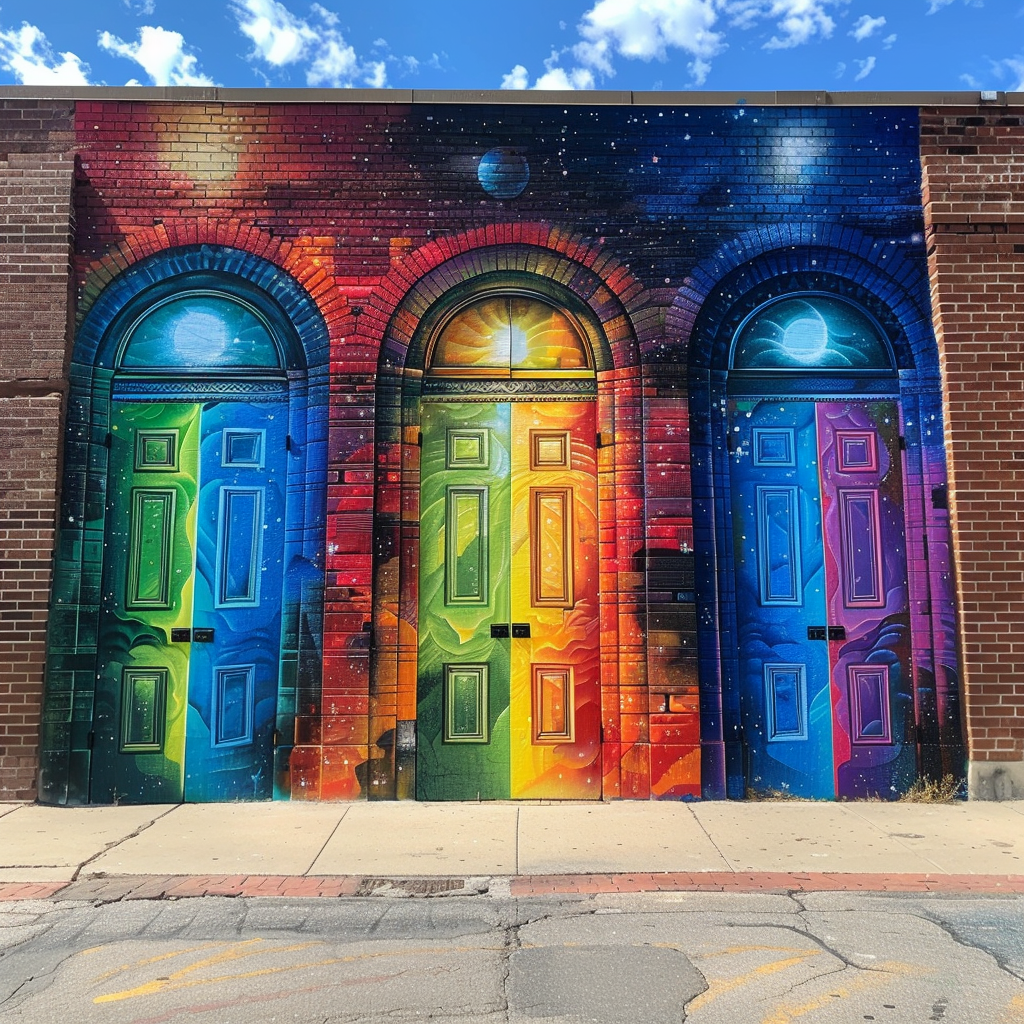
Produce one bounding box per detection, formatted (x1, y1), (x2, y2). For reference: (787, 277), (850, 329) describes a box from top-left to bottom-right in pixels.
(428, 295), (594, 378)
(731, 294), (894, 372)
(117, 292), (285, 374)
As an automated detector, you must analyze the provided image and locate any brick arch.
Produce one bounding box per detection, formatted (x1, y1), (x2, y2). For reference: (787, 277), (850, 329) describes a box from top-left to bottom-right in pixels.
(682, 223), (959, 801)
(358, 225), (649, 374)
(669, 224), (939, 380)
(42, 241), (334, 805)
(75, 223), (348, 364)
(361, 226), (655, 802)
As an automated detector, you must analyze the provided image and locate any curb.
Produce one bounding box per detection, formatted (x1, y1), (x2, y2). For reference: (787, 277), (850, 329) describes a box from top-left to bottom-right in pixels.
(4, 872), (1024, 902)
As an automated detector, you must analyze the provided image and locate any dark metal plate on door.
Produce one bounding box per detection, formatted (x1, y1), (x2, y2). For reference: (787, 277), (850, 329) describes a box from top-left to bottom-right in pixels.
(828, 625), (847, 641)
(807, 626), (827, 641)
(170, 628), (191, 643)
(193, 628), (215, 643)
(490, 623), (510, 638)
(511, 623), (531, 638)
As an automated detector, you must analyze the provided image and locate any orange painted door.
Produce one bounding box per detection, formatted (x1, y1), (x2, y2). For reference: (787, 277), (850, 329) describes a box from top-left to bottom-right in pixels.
(509, 402), (601, 798)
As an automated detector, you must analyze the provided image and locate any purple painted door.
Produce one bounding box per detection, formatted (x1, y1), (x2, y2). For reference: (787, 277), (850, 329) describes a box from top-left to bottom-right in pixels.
(817, 400), (916, 798)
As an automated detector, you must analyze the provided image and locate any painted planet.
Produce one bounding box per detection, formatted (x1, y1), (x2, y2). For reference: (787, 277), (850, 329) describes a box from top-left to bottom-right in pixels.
(477, 148), (530, 199)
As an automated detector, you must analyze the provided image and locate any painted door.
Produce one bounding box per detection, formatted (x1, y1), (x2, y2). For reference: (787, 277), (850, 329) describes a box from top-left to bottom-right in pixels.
(729, 398), (913, 799)
(509, 402), (601, 798)
(417, 401), (601, 800)
(92, 400), (287, 803)
(185, 401), (288, 800)
(417, 402), (512, 800)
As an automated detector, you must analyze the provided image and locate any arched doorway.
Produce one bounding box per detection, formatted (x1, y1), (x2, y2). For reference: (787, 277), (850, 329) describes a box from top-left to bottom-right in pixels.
(415, 292), (603, 800)
(722, 293), (913, 799)
(43, 249), (329, 805)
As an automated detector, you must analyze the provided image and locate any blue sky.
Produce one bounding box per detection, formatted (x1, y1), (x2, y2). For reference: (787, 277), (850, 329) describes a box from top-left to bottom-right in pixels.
(0, 0), (1019, 93)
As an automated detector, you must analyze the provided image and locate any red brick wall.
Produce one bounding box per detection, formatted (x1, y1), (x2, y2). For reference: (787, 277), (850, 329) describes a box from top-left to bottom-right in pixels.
(0, 100), (75, 799)
(920, 105), (1024, 774)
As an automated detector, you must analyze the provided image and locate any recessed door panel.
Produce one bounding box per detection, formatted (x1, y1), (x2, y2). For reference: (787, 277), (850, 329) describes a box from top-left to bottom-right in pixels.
(92, 402), (200, 803)
(417, 403), (511, 800)
(510, 403), (600, 799)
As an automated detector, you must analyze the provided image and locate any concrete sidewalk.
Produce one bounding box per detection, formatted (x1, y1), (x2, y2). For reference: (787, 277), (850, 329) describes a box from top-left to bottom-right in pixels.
(2, 799), (1024, 886)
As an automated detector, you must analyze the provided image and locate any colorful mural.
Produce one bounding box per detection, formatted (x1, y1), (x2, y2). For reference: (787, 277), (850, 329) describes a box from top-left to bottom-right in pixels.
(39, 101), (965, 804)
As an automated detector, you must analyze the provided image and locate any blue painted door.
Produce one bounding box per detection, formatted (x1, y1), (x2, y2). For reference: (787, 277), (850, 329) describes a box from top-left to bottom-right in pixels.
(185, 400), (289, 800)
(729, 399), (835, 798)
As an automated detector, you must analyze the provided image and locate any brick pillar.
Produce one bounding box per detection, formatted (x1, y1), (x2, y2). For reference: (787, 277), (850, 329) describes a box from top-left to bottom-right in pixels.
(0, 100), (75, 799)
(920, 103), (1024, 798)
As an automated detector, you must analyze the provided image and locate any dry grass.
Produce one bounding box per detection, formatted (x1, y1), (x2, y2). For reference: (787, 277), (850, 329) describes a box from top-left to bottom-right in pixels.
(898, 774), (965, 803)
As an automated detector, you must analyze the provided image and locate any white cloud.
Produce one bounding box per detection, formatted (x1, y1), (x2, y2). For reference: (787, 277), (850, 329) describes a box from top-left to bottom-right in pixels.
(737, 0), (846, 51)
(501, 64), (530, 89)
(123, 0), (156, 13)
(882, 32), (896, 48)
(849, 13), (885, 40)
(577, 0), (724, 67)
(854, 54), (876, 80)
(231, 0), (386, 87)
(927, 0), (982, 12)
(99, 26), (214, 86)
(499, 0), (849, 90)
(991, 56), (1024, 91)
(835, 60), (846, 77)
(0, 21), (90, 84)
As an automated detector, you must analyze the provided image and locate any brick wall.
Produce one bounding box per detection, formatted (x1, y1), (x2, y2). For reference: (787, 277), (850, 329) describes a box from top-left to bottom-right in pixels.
(0, 100), (75, 799)
(920, 105), (1024, 794)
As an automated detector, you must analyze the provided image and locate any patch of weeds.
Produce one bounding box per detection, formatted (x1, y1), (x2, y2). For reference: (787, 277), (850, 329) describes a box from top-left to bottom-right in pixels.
(898, 774), (965, 803)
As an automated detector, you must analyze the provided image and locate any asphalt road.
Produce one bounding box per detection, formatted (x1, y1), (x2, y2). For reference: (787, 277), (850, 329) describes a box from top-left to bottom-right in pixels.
(1, 887), (1023, 1023)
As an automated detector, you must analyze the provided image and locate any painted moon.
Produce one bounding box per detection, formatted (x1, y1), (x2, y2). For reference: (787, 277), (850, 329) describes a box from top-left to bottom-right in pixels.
(478, 148), (530, 198)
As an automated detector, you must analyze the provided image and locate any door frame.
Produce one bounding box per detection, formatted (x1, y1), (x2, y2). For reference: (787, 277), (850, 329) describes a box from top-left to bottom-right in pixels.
(687, 260), (966, 799)
(370, 255), (645, 801)
(41, 246), (330, 805)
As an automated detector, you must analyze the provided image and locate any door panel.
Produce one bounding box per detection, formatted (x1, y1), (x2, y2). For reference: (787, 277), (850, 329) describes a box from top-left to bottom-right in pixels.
(817, 401), (914, 798)
(186, 401), (288, 800)
(417, 402), (511, 800)
(731, 398), (915, 799)
(509, 403), (600, 799)
(92, 402), (200, 803)
(730, 400), (834, 798)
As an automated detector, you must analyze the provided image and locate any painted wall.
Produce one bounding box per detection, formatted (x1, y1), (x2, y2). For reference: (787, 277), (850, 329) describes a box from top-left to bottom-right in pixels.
(37, 100), (964, 803)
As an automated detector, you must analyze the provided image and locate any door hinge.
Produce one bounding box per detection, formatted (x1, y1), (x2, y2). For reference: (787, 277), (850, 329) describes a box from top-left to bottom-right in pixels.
(285, 434), (293, 451)
(922, 534), (929, 561)
(103, 432), (113, 448)
(86, 731), (95, 750)
(898, 435), (907, 451)
(931, 485), (948, 510)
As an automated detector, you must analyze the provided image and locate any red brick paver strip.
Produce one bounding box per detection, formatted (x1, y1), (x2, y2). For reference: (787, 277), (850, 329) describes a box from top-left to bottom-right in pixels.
(0, 882), (67, 901)
(5, 872), (1024, 903)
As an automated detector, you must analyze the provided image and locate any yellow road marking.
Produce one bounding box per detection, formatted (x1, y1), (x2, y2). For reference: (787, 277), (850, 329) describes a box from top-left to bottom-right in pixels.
(760, 961), (919, 1024)
(93, 942), (226, 982)
(687, 954), (821, 1014)
(699, 945), (821, 960)
(1002, 994), (1024, 1021)
(94, 942), (499, 1004)
(95, 939), (321, 1003)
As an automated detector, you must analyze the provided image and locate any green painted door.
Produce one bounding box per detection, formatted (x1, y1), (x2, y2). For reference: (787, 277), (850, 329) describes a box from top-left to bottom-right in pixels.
(91, 402), (200, 803)
(417, 402), (511, 800)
